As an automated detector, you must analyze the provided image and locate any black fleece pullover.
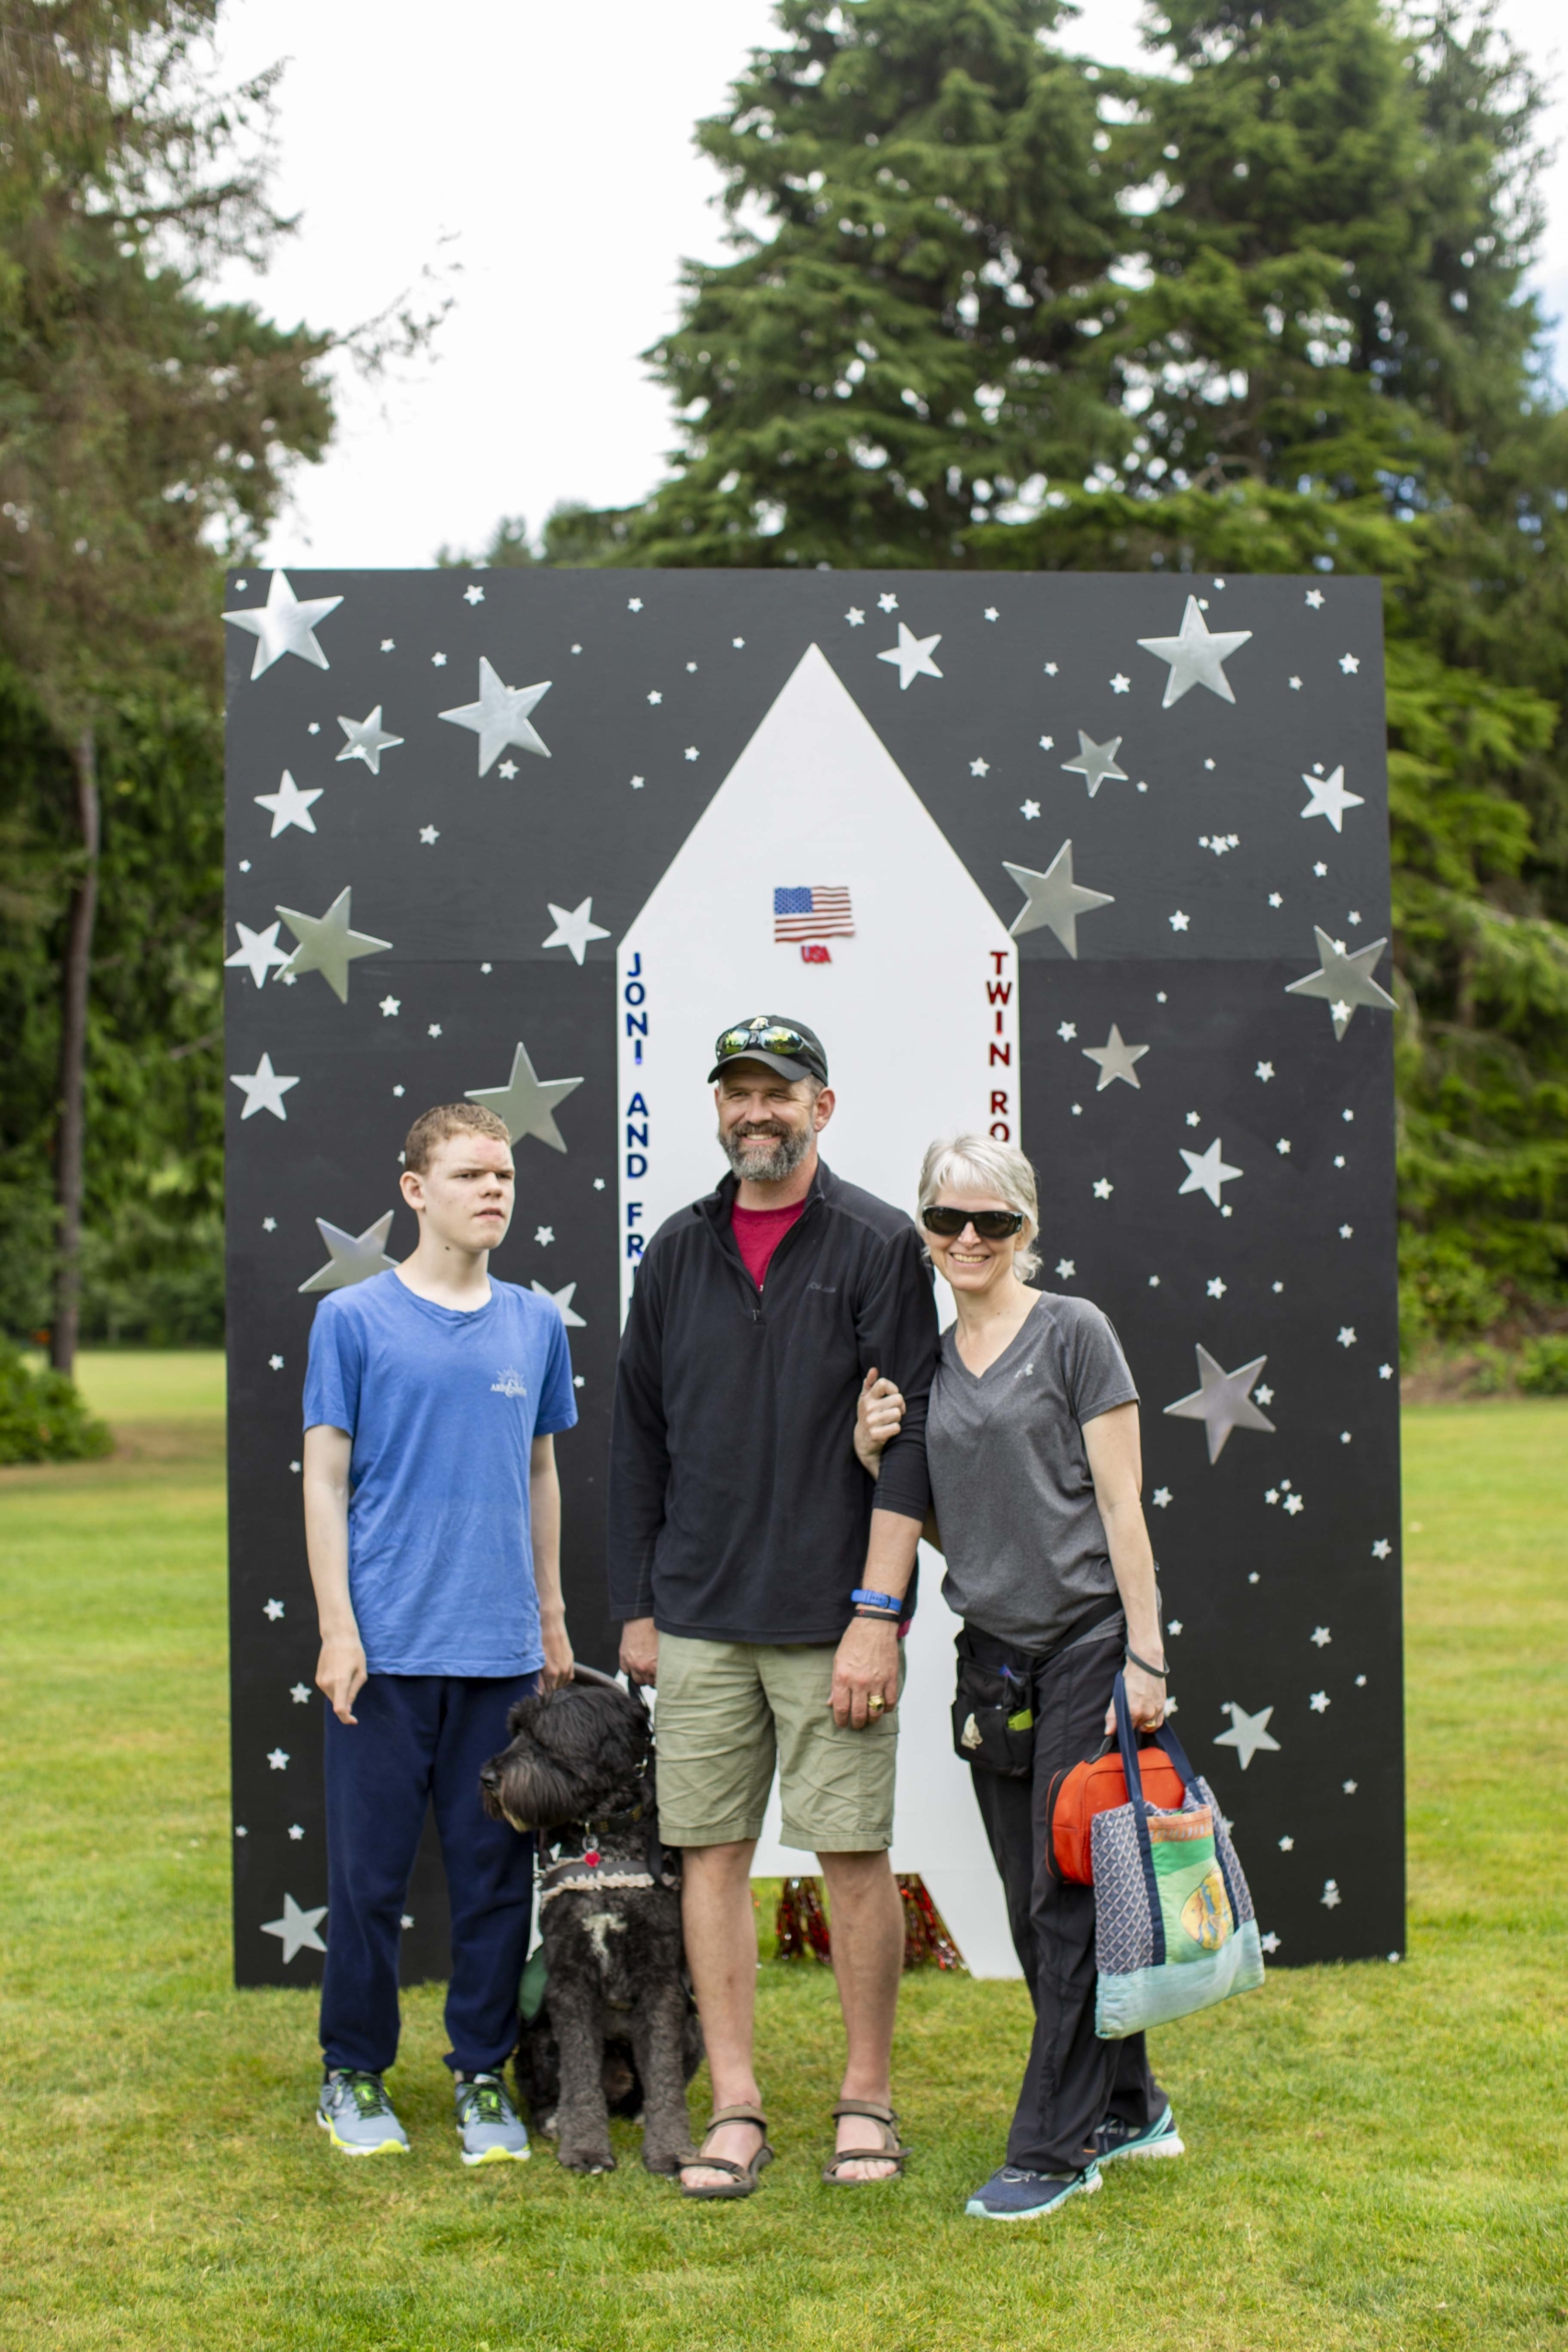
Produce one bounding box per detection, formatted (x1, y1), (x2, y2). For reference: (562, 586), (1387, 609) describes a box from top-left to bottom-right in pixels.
(608, 1161), (937, 1645)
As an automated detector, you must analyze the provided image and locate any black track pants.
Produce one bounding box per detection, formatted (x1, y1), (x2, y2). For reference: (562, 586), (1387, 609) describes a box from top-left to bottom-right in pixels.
(964, 1624), (1163, 2174)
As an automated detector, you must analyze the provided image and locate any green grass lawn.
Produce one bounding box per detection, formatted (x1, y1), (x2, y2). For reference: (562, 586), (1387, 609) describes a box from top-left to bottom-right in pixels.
(0, 1386), (1564, 2351)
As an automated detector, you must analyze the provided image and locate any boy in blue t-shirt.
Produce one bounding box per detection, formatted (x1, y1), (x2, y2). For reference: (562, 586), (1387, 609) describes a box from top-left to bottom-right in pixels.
(301, 1101), (577, 2163)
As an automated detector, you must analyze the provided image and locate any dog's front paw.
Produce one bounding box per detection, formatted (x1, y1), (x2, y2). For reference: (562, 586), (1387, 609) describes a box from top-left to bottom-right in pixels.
(558, 2143), (616, 2175)
(641, 2139), (698, 2177)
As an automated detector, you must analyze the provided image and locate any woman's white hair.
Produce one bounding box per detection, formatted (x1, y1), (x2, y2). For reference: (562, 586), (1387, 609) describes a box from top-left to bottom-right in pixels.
(917, 1133), (1042, 1283)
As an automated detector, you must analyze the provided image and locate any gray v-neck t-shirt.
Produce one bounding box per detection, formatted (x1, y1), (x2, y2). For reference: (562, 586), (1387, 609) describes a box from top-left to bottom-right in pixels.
(926, 1291), (1138, 1652)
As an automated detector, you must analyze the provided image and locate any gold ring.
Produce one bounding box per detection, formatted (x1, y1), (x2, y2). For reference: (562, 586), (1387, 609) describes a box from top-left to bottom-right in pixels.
(867, 1694), (886, 1715)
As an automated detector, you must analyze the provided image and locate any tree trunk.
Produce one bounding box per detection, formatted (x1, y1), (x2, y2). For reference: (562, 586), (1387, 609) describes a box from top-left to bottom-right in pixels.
(51, 725), (99, 1375)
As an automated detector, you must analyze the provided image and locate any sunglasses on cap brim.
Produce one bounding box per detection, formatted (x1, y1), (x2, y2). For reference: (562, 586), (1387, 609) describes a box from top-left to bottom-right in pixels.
(714, 1023), (822, 1070)
(919, 1205), (1027, 1239)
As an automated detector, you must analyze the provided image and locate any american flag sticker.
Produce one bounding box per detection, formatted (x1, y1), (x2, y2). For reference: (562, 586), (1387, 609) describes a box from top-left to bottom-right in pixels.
(773, 885), (855, 943)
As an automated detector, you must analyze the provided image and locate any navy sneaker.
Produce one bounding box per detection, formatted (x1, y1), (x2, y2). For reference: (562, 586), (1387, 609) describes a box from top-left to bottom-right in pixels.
(964, 2163), (1100, 2222)
(1091, 2105), (1185, 2165)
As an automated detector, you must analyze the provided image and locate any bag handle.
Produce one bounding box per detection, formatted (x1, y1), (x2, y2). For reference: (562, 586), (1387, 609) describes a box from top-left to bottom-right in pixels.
(1111, 1670), (1202, 1969)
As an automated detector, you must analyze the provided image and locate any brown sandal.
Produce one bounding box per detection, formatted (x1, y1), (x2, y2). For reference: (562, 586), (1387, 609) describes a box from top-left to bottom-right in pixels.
(821, 2099), (908, 2184)
(679, 2105), (773, 2200)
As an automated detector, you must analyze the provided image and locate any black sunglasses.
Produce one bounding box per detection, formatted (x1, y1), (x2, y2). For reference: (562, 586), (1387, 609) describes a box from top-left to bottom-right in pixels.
(714, 1023), (823, 1071)
(919, 1205), (1026, 1239)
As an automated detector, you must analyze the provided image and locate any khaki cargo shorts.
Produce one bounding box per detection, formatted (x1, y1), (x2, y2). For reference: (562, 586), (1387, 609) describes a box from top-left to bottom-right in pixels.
(653, 1634), (903, 1853)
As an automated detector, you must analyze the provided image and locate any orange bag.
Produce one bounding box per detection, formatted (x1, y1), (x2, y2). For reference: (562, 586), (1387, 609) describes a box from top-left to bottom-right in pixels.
(1049, 1736), (1187, 1884)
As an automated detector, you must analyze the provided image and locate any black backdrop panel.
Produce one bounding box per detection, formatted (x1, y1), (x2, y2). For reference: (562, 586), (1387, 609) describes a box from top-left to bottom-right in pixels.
(225, 567), (1402, 1985)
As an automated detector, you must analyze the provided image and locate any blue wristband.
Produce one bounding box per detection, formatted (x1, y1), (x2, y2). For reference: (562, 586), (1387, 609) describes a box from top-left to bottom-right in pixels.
(852, 1587), (901, 1612)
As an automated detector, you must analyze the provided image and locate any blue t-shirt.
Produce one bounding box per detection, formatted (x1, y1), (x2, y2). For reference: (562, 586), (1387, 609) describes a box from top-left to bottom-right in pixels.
(302, 1271), (578, 1676)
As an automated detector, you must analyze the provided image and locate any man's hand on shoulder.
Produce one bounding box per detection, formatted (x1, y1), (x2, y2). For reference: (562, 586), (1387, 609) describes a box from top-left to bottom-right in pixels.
(540, 1603), (574, 1692)
(317, 1631), (367, 1725)
(831, 1614), (899, 1729)
(619, 1615), (659, 1688)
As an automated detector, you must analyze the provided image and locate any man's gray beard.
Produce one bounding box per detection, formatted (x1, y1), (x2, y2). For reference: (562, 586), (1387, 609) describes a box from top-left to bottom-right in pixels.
(719, 1119), (813, 1185)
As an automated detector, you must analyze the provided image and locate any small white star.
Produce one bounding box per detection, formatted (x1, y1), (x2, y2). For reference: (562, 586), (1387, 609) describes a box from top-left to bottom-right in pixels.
(1057, 1023), (1077, 1041)
(1179, 1136), (1243, 1207)
(1260, 1930), (1281, 1952)
(1378, 1363), (1393, 1381)
(1266, 1488), (1280, 1504)
(1206, 1277), (1226, 1299)
(984, 606), (998, 621)
(1339, 652), (1359, 674)
(1334, 1153), (1347, 1169)
(534, 1226), (555, 1247)
(288, 1823), (305, 1840)
(498, 760), (519, 780)
(1148, 1275), (1160, 1287)
(1314, 862), (1328, 878)
(231, 1055), (299, 1123)
(1284, 1492), (1304, 1516)
(1348, 910), (1362, 926)
(1305, 589), (1325, 609)
(263, 1216), (276, 1233)
(541, 897), (611, 966)
(1269, 891), (1283, 908)
(431, 651), (447, 667)
(684, 746), (700, 761)
(970, 757), (990, 776)
(1111, 673), (1130, 693)
(381, 638), (395, 651)
(1169, 910), (1190, 932)
(1186, 1111), (1201, 1127)
(1337, 1327), (1357, 1348)
(267, 1747), (289, 1771)
(268, 1353), (285, 1372)
(254, 770), (321, 838)
(1213, 1701), (1281, 1770)
(1256, 1061), (1275, 1081)
(1371, 1538), (1392, 1560)
(1255, 1384), (1273, 1405)
(593, 1178), (605, 1191)
(427, 1023), (442, 1038)
(238, 859), (251, 873)
(401, 1914), (414, 1930)
(732, 637), (745, 649)
(379, 995), (400, 1018)
(225, 921), (291, 989)
(627, 597), (643, 611)
(877, 621), (942, 689)
(1277, 1138), (1292, 1155)
(1093, 1178), (1113, 1199)
(1339, 1223), (1354, 1239)
(1152, 1487), (1172, 1509)
(878, 592), (899, 612)
(1038, 734), (1055, 751)
(574, 1375), (585, 1389)
(630, 775), (645, 790)
(844, 608), (866, 628)
(1055, 1257), (1076, 1278)
(1021, 799), (1041, 819)
(1311, 1626), (1331, 1647)
(290, 1683), (311, 1704)
(264, 1599), (285, 1622)
(1043, 662), (1058, 676)
(647, 690), (662, 706)
(392, 1086), (404, 1098)
(420, 825), (439, 845)
(1309, 1692), (1330, 1716)
(464, 584), (485, 605)
(1071, 1103), (1082, 1116)
(1168, 1620), (1182, 1635)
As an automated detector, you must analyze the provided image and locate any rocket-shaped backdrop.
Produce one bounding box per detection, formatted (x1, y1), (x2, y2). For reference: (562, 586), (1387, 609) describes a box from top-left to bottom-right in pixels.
(225, 568), (1403, 1989)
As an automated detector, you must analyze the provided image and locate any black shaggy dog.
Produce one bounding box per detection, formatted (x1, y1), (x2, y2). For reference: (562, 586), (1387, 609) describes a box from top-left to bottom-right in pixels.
(480, 1668), (701, 2176)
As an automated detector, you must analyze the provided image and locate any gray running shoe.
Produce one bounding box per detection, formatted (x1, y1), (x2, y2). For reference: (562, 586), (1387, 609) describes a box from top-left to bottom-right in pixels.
(316, 2069), (410, 2157)
(455, 2072), (531, 2166)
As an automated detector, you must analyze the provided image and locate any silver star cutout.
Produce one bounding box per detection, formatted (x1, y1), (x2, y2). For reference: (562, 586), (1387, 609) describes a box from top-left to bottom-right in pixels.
(1082, 1023), (1148, 1091)
(1179, 1136), (1242, 1207)
(298, 1211), (398, 1295)
(466, 1041), (582, 1153)
(1300, 763), (1364, 832)
(223, 571), (342, 680)
(261, 1894), (327, 1963)
(1213, 1701), (1281, 1770)
(439, 657), (552, 774)
(1061, 730), (1127, 798)
(276, 888), (393, 1003)
(230, 1053), (299, 1122)
(541, 898), (611, 967)
(1136, 594), (1253, 707)
(1003, 841), (1114, 957)
(254, 770), (321, 838)
(1284, 926), (1395, 1037)
(876, 622), (943, 690)
(290, 1683), (311, 1703)
(225, 921), (290, 989)
(336, 707), (404, 774)
(531, 1279), (586, 1328)
(1163, 1345), (1275, 1462)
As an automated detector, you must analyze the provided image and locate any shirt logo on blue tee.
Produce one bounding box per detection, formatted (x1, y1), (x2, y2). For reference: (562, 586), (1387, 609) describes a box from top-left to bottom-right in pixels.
(491, 1367), (529, 1399)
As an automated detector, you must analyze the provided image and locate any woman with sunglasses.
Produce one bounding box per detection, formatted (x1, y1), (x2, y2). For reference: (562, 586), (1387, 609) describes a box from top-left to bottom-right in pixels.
(854, 1134), (1179, 2223)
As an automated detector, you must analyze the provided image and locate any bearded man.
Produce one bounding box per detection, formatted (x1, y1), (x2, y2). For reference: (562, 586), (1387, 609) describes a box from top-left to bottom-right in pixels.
(609, 1015), (937, 2199)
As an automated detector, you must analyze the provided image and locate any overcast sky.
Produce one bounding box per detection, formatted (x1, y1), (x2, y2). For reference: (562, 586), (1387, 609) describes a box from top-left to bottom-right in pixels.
(215, 0), (1567, 571)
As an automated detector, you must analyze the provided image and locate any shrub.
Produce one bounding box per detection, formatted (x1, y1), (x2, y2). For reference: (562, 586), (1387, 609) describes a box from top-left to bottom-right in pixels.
(0, 1346), (113, 1464)
(1517, 1336), (1568, 1396)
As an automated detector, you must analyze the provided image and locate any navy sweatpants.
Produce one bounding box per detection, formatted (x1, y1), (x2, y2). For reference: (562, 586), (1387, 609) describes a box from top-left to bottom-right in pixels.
(320, 1672), (536, 2077)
